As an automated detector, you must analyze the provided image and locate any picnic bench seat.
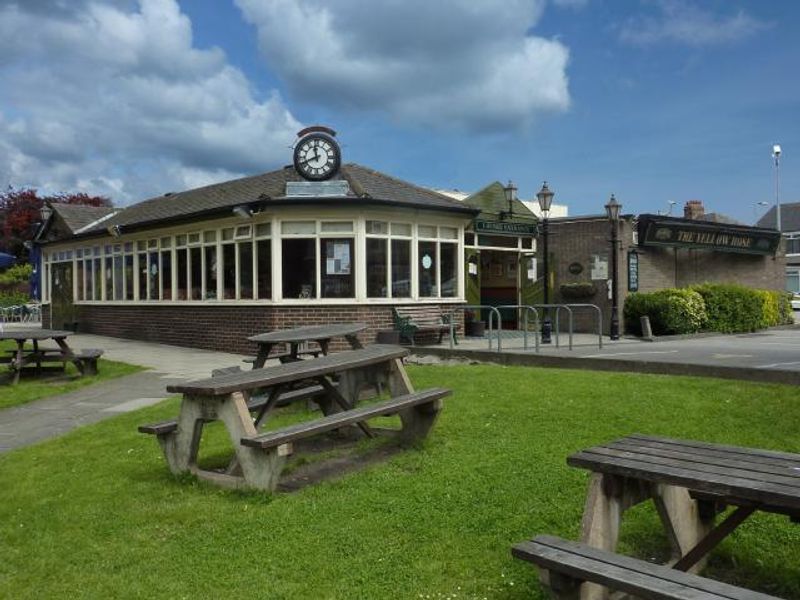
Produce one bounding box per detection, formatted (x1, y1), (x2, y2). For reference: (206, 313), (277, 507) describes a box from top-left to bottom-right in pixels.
(74, 348), (103, 375)
(3, 347), (102, 374)
(392, 306), (456, 346)
(511, 535), (781, 600)
(241, 387), (451, 451)
(138, 382), (331, 437)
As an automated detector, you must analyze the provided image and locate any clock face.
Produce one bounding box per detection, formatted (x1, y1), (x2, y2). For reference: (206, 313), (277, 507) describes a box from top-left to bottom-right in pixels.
(293, 133), (341, 181)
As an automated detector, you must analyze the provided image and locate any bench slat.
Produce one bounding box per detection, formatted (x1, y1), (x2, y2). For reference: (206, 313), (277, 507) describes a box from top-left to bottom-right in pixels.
(138, 384), (331, 436)
(512, 535), (781, 600)
(241, 388), (451, 449)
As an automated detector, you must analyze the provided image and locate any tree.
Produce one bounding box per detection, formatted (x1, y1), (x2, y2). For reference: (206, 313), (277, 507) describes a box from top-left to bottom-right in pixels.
(0, 187), (112, 260)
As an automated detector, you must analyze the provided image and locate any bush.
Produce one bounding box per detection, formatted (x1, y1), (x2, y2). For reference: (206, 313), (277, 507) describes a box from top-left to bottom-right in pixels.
(0, 263), (32, 285)
(0, 291), (30, 308)
(559, 282), (597, 299)
(624, 288), (707, 335)
(692, 284), (764, 333)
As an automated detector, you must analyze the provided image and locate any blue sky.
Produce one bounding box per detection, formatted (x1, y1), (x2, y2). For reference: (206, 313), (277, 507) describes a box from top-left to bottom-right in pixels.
(0, 0), (797, 224)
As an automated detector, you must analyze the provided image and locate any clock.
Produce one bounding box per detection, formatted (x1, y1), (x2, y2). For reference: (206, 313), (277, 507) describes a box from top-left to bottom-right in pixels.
(293, 132), (341, 181)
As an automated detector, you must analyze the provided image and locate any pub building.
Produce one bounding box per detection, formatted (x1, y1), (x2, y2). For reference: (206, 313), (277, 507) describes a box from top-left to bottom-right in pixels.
(35, 127), (482, 353)
(35, 125), (785, 347)
(545, 199), (784, 334)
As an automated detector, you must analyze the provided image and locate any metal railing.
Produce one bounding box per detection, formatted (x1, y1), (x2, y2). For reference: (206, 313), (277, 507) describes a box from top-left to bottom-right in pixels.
(494, 305), (541, 353)
(448, 305), (503, 352)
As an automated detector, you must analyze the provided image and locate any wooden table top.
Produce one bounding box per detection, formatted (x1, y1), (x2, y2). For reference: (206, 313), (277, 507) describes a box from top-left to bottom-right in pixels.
(167, 344), (407, 396)
(247, 323), (367, 344)
(0, 328), (73, 341)
(568, 434), (800, 512)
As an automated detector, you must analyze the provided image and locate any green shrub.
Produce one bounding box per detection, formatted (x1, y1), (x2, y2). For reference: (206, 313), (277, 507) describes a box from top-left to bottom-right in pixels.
(0, 263), (32, 284)
(772, 291), (794, 326)
(0, 291), (30, 308)
(624, 288), (707, 335)
(692, 283), (764, 333)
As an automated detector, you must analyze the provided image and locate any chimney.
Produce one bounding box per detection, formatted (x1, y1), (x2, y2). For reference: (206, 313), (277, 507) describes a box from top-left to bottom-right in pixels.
(683, 200), (704, 220)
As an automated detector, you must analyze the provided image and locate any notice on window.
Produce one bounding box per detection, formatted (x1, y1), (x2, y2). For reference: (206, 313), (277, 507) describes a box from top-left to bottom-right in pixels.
(527, 258), (536, 281)
(590, 254), (608, 280)
(326, 241), (351, 275)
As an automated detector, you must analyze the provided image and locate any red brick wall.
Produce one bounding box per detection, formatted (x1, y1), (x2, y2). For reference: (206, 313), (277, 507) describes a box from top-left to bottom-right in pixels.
(42, 303), (463, 354)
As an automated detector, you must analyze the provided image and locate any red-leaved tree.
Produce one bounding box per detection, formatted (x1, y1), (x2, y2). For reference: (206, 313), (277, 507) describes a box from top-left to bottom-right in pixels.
(0, 187), (112, 260)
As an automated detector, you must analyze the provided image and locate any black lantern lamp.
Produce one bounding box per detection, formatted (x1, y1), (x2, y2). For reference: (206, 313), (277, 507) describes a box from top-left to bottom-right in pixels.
(536, 181), (554, 343)
(40, 203), (53, 222)
(500, 180), (518, 220)
(605, 193), (621, 340)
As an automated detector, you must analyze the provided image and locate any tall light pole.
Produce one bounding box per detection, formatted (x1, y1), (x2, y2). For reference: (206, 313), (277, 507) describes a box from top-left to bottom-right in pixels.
(536, 182), (554, 343)
(605, 194), (621, 341)
(773, 144), (782, 231)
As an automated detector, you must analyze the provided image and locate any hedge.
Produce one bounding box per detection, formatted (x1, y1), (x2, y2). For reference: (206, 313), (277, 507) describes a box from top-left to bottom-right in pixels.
(624, 283), (793, 336)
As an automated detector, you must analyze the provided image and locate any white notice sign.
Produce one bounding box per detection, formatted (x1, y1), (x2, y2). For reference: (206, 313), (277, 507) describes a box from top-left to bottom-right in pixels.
(591, 254), (608, 280)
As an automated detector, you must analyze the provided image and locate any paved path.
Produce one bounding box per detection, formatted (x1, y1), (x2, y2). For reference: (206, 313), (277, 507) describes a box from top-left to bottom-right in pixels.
(0, 327), (248, 453)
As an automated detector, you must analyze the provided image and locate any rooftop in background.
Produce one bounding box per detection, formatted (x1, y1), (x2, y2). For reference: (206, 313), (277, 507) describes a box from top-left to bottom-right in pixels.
(42, 164), (478, 242)
(436, 186), (569, 218)
(757, 202), (800, 232)
(51, 204), (116, 234)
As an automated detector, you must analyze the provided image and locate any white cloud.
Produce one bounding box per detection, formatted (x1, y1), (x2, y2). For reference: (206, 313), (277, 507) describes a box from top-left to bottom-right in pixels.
(235, 0), (571, 131)
(0, 0), (301, 205)
(619, 0), (770, 46)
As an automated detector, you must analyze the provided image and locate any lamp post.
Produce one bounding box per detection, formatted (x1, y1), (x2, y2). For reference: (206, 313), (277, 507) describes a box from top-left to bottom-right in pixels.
(605, 194), (621, 341)
(773, 144), (782, 231)
(536, 181), (554, 343)
(500, 180), (517, 220)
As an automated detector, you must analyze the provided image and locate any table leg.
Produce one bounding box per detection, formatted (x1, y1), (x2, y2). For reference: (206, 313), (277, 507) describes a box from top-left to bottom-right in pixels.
(579, 473), (649, 600)
(32, 339), (41, 374)
(318, 339), (330, 355)
(345, 334), (363, 349)
(53, 337), (81, 373)
(253, 343), (274, 369)
(11, 340), (25, 385)
(651, 483), (716, 573)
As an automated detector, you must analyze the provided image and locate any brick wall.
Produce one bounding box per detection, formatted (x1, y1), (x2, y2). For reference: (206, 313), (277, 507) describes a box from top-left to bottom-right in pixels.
(42, 303), (463, 354)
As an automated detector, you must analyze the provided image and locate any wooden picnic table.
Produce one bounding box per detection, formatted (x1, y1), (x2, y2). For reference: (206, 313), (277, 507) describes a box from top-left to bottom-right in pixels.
(247, 322), (367, 368)
(0, 328), (102, 384)
(567, 433), (800, 599)
(141, 344), (450, 491)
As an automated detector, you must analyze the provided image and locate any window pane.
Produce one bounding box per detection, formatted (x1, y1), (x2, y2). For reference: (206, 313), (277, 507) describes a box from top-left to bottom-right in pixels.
(86, 260), (95, 300)
(418, 225), (437, 238)
(282, 238), (316, 298)
(256, 239), (272, 299)
(391, 239), (411, 298)
(255, 223), (271, 237)
(440, 242), (457, 298)
(94, 258), (102, 300)
(76, 260), (84, 301)
(113, 256), (123, 300)
(105, 256), (113, 300)
(148, 252), (159, 300)
(321, 221), (353, 233)
(391, 223), (411, 236)
(418, 241), (437, 297)
(282, 221), (316, 235)
(137, 253), (147, 300)
(160, 237), (172, 248)
(176, 249), (188, 300)
(786, 271), (800, 294)
(367, 238), (388, 297)
(189, 247), (202, 300)
(239, 242), (253, 299)
(124, 254), (134, 300)
(203, 230), (216, 243)
(222, 244), (236, 299)
(321, 238), (354, 298)
(160, 250), (172, 300)
(204, 246), (218, 300)
(175, 234), (187, 247)
(366, 220), (388, 234)
(222, 228), (234, 241)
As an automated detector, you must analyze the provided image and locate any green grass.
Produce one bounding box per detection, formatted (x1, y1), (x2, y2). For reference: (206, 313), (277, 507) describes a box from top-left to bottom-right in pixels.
(1, 364), (798, 599)
(0, 339), (144, 410)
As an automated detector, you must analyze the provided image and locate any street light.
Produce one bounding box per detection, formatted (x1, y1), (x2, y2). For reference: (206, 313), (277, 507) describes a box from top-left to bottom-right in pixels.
(605, 194), (621, 341)
(773, 144), (782, 231)
(536, 181), (554, 343)
(500, 180), (517, 220)
(40, 203), (53, 222)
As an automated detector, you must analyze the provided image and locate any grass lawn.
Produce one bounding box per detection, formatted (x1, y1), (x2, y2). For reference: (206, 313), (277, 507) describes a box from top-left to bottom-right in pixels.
(0, 339), (144, 410)
(1, 364), (798, 599)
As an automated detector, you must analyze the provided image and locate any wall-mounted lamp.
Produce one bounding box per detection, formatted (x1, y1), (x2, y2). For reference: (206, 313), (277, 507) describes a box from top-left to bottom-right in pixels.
(499, 180), (518, 220)
(40, 203), (53, 222)
(109, 224), (122, 238)
(233, 205), (254, 219)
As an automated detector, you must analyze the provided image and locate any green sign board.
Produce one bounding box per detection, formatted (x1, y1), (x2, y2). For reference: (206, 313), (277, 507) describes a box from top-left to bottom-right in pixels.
(474, 219), (537, 236)
(637, 215), (780, 256)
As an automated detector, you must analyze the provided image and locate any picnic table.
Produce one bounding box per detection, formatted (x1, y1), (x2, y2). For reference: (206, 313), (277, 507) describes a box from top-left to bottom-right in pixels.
(561, 433), (800, 599)
(139, 344), (450, 491)
(0, 328), (103, 384)
(247, 322), (367, 368)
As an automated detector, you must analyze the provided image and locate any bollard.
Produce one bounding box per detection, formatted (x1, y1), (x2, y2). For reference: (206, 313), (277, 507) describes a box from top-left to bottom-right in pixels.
(640, 315), (654, 341)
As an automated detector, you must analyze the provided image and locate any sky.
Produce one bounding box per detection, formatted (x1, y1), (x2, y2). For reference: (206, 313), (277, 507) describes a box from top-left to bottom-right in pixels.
(0, 0), (798, 225)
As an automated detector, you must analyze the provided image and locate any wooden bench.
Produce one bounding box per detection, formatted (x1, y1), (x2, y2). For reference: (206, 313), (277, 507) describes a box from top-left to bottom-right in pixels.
(138, 384), (331, 437)
(511, 535), (781, 600)
(241, 387), (450, 452)
(73, 348), (103, 375)
(392, 306), (456, 346)
(242, 347), (321, 365)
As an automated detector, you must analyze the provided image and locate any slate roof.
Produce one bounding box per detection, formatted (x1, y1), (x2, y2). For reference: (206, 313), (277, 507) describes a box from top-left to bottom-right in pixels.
(757, 202), (800, 231)
(52, 203), (116, 234)
(72, 163), (476, 238)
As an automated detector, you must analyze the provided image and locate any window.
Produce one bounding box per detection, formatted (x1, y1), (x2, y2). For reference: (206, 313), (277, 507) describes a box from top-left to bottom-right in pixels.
(366, 220), (411, 299)
(222, 243), (236, 299)
(282, 238), (316, 298)
(321, 238), (354, 298)
(786, 234), (800, 255)
(366, 238), (388, 297)
(204, 245), (218, 300)
(239, 241), (254, 299)
(256, 224), (271, 299)
(189, 247), (202, 300)
(418, 241), (437, 297)
(416, 224), (460, 299)
(440, 242), (457, 298)
(391, 239), (411, 297)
